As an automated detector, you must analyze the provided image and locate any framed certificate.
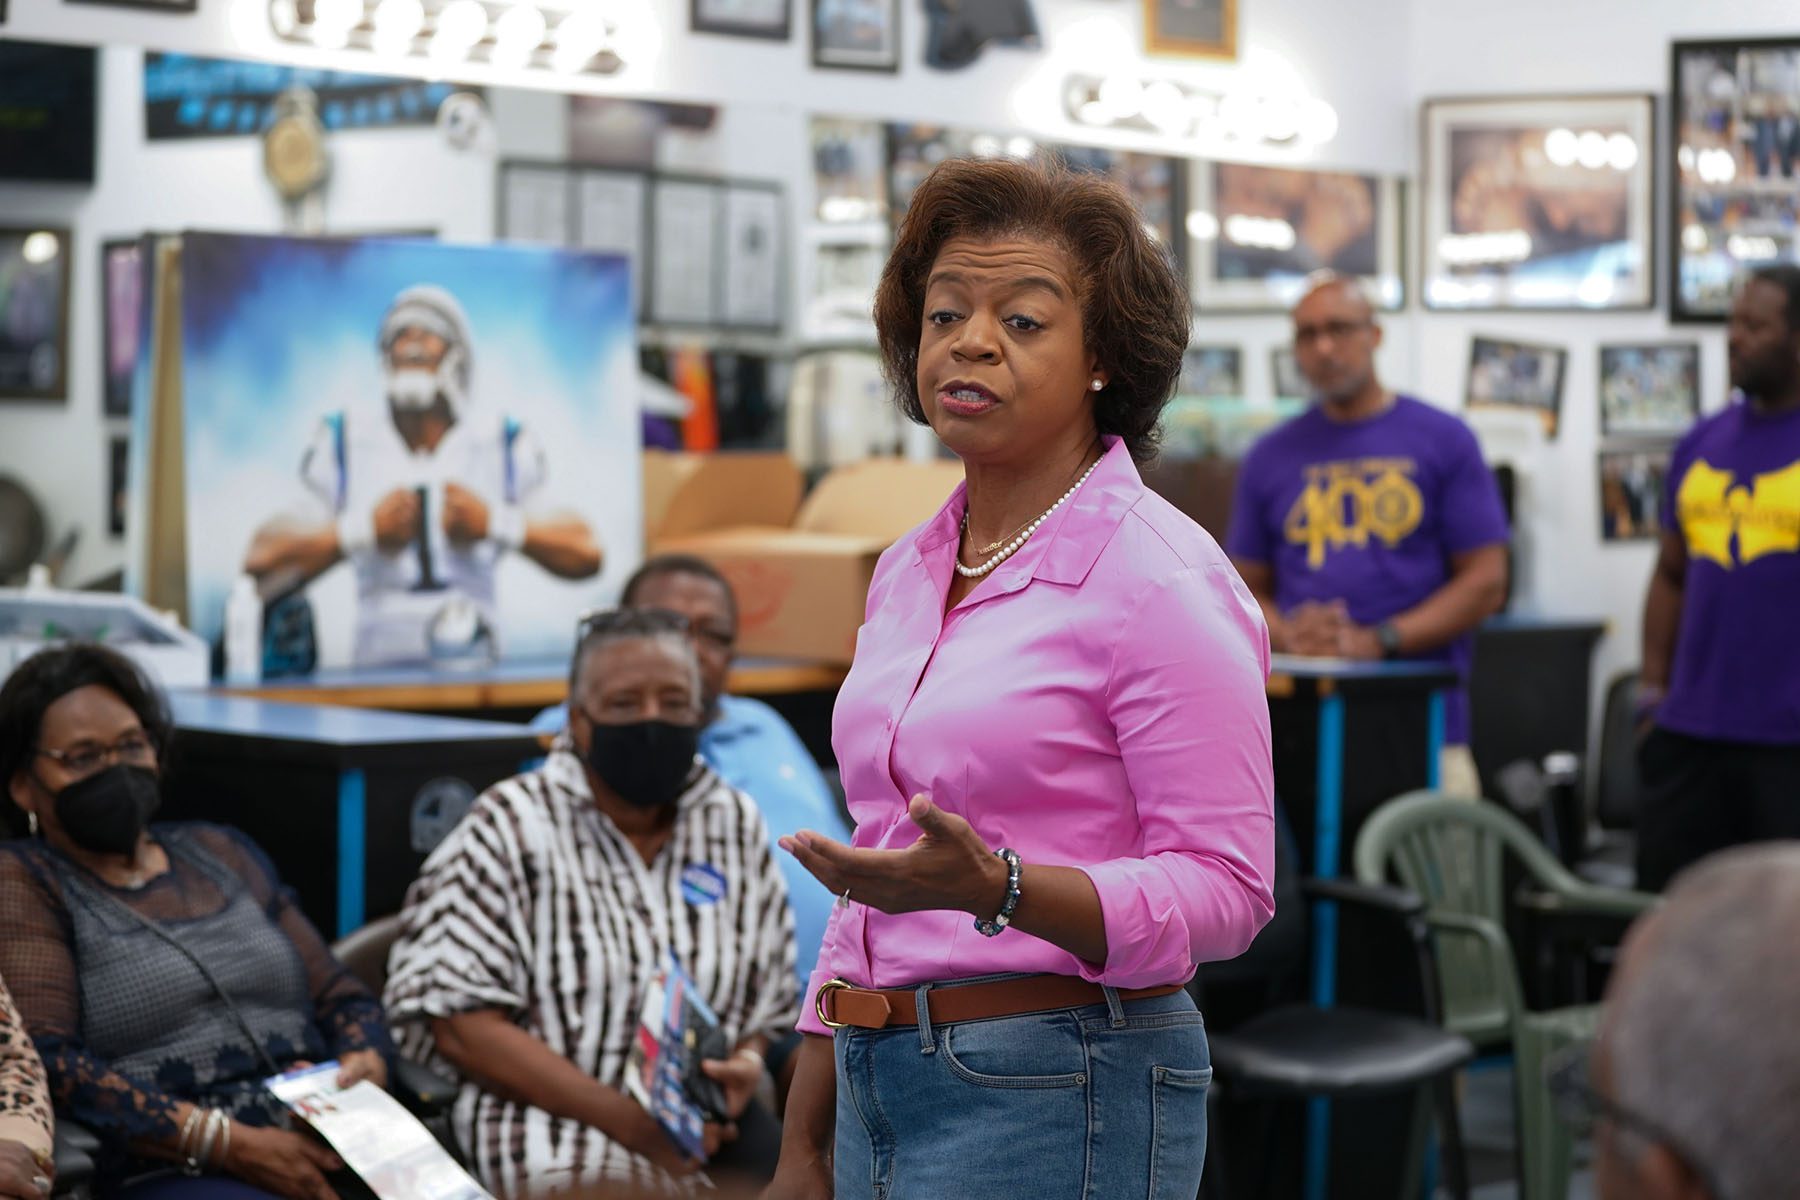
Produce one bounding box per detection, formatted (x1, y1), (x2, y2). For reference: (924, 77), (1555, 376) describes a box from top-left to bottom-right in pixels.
(721, 183), (784, 329)
(576, 170), (650, 317)
(651, 178), (723, 325)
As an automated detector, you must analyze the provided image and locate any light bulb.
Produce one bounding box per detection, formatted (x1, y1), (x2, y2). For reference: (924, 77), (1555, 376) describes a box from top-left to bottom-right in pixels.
(491, 4), (546, 66)
(432, 0), (487, 58)
(1097, 75), (1143, 122)
(1141, 81), (1188, 135)
(370, 0), (423, 52)
(554, 9), (607, 71)
(311, 0), (362, 47)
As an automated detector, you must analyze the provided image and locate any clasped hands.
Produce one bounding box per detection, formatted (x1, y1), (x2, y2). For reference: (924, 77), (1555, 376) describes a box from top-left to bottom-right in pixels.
(1278, 600), (1384, 661)
(779, 794), (1008, 919)
(371, 483), (491, 553)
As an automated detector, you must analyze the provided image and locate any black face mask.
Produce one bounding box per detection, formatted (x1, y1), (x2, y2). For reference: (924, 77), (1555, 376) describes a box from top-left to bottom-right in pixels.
(584, 720), (700, 810)
(50, 764), (161, 856)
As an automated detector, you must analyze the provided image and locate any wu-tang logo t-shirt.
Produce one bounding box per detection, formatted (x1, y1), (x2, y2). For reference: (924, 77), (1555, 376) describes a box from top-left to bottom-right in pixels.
(1659, 403), (1800, 743)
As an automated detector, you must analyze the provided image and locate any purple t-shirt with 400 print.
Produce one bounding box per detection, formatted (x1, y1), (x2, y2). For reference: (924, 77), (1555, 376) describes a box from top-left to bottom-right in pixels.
(1226, 396), (1511, 744)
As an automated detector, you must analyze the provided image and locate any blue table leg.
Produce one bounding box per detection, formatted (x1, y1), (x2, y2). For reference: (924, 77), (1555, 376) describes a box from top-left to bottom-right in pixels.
(336, 768), (367, 939)
(1427, 691), (1447, 790)
(1305, 693), (1346, 1200)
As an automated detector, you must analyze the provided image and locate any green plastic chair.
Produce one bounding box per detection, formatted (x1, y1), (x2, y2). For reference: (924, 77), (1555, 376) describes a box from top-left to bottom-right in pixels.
(1352, 790), (1658, 1200)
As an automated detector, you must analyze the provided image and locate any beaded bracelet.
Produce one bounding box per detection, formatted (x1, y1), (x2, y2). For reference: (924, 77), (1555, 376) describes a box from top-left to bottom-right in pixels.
(973, 847), (1023, 937)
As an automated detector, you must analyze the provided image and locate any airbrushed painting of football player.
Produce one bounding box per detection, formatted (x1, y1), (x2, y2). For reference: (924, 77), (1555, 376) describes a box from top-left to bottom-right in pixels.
(244, 285), (602, 666)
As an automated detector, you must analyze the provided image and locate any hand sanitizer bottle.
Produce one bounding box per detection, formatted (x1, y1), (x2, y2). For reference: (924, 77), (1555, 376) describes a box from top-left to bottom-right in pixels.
(224, 575), (263, 685)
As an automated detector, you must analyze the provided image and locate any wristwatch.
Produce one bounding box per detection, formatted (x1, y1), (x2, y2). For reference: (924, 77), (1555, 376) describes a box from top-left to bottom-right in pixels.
(1375, 622), (1403, 659)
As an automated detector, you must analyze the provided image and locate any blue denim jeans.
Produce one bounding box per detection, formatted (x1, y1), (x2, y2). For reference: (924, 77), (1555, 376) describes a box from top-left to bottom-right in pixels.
(833, 978), (1211, 1200)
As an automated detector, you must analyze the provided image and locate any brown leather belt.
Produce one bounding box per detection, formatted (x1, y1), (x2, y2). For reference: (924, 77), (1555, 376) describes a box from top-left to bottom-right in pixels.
(815, 975), (1186, 1030)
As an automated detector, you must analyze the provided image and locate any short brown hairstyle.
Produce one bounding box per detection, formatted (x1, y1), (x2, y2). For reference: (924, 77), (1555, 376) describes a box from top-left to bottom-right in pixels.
(873, 156), (1190, 463)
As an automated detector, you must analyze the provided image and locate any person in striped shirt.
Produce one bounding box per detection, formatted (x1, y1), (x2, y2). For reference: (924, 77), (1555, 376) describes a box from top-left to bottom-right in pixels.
(383, 609), (799, 1197)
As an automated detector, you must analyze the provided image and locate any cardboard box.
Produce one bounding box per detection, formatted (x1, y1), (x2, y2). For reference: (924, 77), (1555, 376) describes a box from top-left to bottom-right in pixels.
(659, 458), (964, 663)
(642, 450), (804, 550)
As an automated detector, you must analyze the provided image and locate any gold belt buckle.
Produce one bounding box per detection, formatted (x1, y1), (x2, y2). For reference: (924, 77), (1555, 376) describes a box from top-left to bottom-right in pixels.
(815, 978), (853, 1029)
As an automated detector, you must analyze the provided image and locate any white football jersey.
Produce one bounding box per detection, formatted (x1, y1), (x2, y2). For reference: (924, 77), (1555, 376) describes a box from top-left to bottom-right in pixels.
(300, 407), (546, 666)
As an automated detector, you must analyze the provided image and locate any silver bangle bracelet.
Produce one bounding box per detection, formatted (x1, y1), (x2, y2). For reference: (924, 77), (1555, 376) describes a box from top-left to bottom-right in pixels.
(213, 1112), (233, 1171)
(195, 1109), (225, 1174)
(178, 1108), (206, 1176)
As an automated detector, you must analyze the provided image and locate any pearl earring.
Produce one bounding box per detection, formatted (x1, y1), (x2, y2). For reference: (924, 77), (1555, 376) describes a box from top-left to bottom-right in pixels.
(1091, 379), (1104, 392)
(27, 810), (38, 837)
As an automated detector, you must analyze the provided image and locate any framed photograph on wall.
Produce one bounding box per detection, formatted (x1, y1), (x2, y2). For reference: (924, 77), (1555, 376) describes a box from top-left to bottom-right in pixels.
(1671, 38), (1800, 321)
(1599, 342), (1701, 439)
(1178, 345), (1243, 398)
(1422, 94), (1655, 311)
(811, 116), (889, 225)
(886, 123), (1039, 222)
(1187, 160), (1402, 312)
(1270, 346), (1308, 402)
(1143, 0), (1235, 60)
(692, 0), (791, 39)
(108, 435), (129, 537)
(498, 162), (574, 245)
(101, 238), (145, 419)
(812, 0), (900, 72)
(0, 226), (71, 401)
(1598, 447), (1672, 542)
(1049, 144), (1185, 263)
(804, 235), (884, 341)
(1466, 335), (1568, 438)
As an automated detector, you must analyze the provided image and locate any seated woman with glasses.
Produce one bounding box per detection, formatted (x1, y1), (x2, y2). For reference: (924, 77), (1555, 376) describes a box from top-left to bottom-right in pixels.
(0, 643), (395, 1200)
(383, 608), (799, 1199)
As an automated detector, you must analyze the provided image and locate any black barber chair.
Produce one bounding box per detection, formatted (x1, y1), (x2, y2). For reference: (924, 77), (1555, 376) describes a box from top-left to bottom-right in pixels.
(1197, 809), (1474, 1200)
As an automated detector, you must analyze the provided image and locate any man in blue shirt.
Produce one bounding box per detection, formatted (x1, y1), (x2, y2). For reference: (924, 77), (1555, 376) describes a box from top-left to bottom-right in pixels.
(534, 554), (851, 990)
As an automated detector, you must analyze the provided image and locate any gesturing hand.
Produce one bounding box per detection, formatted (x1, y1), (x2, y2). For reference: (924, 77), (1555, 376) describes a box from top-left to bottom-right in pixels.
(780, 794), (1007, 919)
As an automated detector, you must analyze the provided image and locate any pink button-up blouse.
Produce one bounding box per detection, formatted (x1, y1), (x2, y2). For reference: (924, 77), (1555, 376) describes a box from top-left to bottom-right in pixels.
(796, 436), (1276, 1035)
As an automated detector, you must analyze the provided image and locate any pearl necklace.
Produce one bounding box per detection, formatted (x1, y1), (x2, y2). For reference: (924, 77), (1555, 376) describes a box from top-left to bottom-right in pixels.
(955, 456), (1102, 578)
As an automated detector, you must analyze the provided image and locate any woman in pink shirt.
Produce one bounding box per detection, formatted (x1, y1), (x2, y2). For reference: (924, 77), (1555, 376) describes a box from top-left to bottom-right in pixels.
(767, 158), (1276, 1199)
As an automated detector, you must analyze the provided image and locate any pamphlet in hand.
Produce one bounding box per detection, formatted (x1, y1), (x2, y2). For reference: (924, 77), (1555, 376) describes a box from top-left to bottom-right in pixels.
(625, 951), (732, 1163)
(265, 1061), (492, 1200)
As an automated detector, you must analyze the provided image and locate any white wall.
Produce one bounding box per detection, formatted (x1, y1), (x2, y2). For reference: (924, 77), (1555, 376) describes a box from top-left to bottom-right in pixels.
(1405, 0), (1799, 718)
(0, 0), (1420, 588)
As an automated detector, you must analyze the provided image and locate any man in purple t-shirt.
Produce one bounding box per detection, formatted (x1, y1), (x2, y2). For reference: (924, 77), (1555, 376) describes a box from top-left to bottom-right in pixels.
(1227, 276), (1510, 792)
(1637, 265), (1800, 891)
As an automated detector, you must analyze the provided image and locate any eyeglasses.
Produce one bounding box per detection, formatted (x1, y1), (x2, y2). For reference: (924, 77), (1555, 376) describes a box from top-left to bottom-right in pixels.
(1545, 1042), (1727, 1199)
(577, 606), (735, 653)
(1293, 319), (1372, 347)
(37, 733), (157, 778)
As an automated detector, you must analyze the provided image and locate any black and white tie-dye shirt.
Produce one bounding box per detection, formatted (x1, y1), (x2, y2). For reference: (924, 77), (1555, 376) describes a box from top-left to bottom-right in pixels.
(383, 748), (798, 1199)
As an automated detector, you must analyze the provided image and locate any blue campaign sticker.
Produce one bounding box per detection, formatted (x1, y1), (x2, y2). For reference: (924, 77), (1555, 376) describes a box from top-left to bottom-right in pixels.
(681, 863), (729, 907)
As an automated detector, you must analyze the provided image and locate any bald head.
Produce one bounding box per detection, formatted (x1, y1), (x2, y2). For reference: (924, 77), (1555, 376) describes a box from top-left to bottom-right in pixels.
(1296, 271), (1377, 320)
(1291, 272), (1383, 408)
(1597, 843), (1800, 1200)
